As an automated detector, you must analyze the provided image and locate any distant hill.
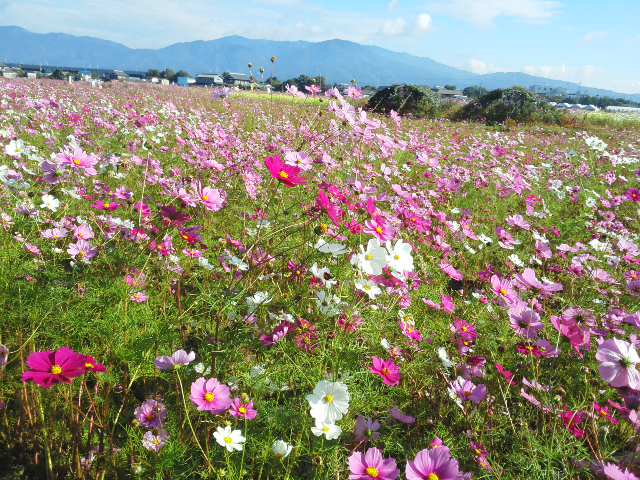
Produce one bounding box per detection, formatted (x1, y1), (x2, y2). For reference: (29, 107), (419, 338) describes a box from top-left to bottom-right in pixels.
(1, 25), (638, 101)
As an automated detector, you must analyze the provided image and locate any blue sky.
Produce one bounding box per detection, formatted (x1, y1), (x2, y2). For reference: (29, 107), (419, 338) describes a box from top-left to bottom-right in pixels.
(0, 0), (638, 93)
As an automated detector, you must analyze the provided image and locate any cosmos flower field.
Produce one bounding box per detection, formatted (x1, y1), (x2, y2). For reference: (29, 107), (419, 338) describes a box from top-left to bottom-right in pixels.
(0, 78), (639, 479)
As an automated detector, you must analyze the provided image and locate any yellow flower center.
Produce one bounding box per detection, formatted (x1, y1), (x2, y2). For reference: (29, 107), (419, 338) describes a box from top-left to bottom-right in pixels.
(322, 425), (330, 433)
(204, 392), (215, 402)
(73, 159), (81, 166)
(85, 362), (94, 369)
(375, 227), (383, 234)
(224, 436), (233, 444)
(365, 254), (373, 261)
(428, 474), (440, 480)
(51, 365), (62, 375)
(394, 255), (400, 260)
(324, 394), (334, 404)
(366, 467), (380, 478)
(382, 367), (390, 376)
(202, 195), (209, 201)
(103, 202), (110, 208)
(499, 288), (508, 296)
(239, 407), (247, 414)
(279, 171), (289, 179)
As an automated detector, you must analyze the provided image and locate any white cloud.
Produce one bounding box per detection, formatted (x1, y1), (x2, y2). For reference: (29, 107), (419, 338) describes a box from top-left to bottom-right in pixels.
(388, 0), (400, 11)
(582, 31), (608, 44)
(522, 64), (599, 85)
(433, 0), (560, 26)
(416, 13), (432, 32)
(468, 58), (492, 74)
(382, 18), (406, 36)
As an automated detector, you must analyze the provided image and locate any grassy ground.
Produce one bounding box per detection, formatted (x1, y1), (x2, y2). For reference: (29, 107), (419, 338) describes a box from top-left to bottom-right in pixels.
(0, 79), (639, 479)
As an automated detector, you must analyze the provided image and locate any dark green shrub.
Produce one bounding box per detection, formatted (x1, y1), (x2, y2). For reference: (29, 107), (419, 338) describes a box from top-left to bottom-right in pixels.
(453, 87), (561, 125)
(367, 85), (441, 118)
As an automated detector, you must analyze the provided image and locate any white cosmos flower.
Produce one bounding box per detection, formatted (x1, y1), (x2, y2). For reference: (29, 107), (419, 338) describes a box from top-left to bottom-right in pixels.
(352, 238), (387, 276)
(246, 291), (272, 312)
(385, 239), (414, 273)
(354, 279), (382, 299)
(311, 420), (342, 440)
(316, 290), (341, 317)
(306, 380), (349, 423)
(40, 194), (60, 212)
(315, 239), (348, 257)
(272, 439), (293, 459)
(310, 263), (337, 288)
(213, 426), (245, 452)
(4, 139), (26, 157)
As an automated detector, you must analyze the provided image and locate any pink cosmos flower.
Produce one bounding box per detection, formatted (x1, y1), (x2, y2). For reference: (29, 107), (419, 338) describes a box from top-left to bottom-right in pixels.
(190, 377), (232, 413)
(198, 186), (226, 212)
(405, 447), (463, 480)
(67, 240), (97, 262)
(491, 275), (519, 306)
(265, 155), (306, 187)
(389, 406), (415, 424)
(603, 463), (640, 480)
(155, 350), (196, 370)
(130, 292), (148, 303)
(134, 399), (167, 429)
(57, 146), (99, 176)
(0, 344), (8, 368)
(142, 429), (169, 453)
(370, 357), (401, 386)
(364, 216), (393, 242)
(560, 409), (587, 439)
(353, 415), (381, 443)
(596, 339), (640, 390)
(348, 447), (399, 480)
(450, 376), (488, 404)
(508, 303), (544, 339)
(229, 398), (257, 420)
(22, 347), (86, 389)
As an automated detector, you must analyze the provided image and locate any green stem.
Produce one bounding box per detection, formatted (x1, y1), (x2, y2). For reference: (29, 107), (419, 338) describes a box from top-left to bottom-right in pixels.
(176, 370), (213, 472)
(36, 389), (54, 480)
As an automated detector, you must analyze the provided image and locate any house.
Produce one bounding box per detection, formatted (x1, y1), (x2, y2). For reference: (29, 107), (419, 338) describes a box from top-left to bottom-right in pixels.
(108, 70), (129, 81)
(434, 88), (464, 99)
(1, 67), (20, 79)
(195, 74), (224, 87)
(159, 79), (170, 86)
(226, 73), (252, 88)
(177, 76), (196, 87)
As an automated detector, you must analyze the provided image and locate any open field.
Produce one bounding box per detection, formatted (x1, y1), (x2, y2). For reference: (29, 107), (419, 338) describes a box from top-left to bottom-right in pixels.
(0, 79), (639, 479)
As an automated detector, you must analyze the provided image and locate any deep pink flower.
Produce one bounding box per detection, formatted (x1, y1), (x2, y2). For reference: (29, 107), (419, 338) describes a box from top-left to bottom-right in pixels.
(364, 216), (393, 242)
(265, 155), (306, 187)
(370, 357), (401, 386)
(625, 188), (640, 203)
(560, 409), (587, 439)
(348, 447), (399, 480)
(83, 355), (106, 374)
(229, 398), (257, 420)
(22, 347), (86, 388)
(91, 200), (119, 211)
(190, 377), (232, 413)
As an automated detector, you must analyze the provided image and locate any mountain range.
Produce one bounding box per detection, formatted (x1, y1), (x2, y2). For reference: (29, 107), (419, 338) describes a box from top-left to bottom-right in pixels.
(1, 25), (638, 101)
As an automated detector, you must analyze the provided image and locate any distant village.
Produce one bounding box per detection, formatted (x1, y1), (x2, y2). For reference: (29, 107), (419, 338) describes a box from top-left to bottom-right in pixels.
(1, 62), (639, 113)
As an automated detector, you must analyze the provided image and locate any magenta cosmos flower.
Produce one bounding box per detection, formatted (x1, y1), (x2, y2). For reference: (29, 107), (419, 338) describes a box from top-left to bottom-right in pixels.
(190, 377), (232, 413)
(22, 347), (86, 388)
(265, 155), (306, 188)
(405, 447), (463, 480)
(83, 355), (106, 374)
(370, 357), (401, 387)
(596, 339), (640, 390)
(229, 398), (257, 420)
(57, 145), (99, 176)
(348, 447), (399, 480)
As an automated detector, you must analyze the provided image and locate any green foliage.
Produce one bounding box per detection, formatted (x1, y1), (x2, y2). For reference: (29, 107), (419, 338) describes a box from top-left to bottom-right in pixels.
(453, 87), (562, 125)
(462, 85), (488, 99)
(367, 84), (441, 118)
